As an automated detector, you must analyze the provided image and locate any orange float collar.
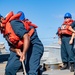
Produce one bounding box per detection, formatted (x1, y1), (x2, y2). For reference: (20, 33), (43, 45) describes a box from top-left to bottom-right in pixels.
(57, 20), (74, 36)
(1, 11), (38, 48)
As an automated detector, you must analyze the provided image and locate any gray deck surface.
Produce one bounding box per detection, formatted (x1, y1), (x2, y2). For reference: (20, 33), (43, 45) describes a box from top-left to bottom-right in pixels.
(0, 62), (74, 75)
(42, 69), (74, 75)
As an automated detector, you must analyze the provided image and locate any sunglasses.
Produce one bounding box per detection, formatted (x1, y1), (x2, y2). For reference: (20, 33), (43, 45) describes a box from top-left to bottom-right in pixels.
(64, 17), (71, 19)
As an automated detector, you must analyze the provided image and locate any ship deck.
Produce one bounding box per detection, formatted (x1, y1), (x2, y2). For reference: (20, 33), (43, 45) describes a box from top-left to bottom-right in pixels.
(0, 62), (74, 75)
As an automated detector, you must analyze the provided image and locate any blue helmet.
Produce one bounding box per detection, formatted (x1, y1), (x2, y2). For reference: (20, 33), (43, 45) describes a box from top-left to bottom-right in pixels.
(64, 12), (72, 18)
(17, 11), (25, 20)
(0, 14), (3, 18)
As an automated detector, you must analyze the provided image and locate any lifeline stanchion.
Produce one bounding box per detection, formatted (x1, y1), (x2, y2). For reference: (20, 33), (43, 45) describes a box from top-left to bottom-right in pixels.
(22, 61), (26, 75)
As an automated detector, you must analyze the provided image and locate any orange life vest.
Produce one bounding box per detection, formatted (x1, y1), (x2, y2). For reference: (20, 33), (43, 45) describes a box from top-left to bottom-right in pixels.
(57, 20), (74, 36)
(1, 11), (38, 48)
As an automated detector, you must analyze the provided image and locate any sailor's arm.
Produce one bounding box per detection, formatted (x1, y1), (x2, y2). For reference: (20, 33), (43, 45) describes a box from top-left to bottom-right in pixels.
(10, 48), (22, 57)
(19, 33), (30, 62)
(68, 26), (75, 33)
(68, 21), (75, 33)
(69, 33), (75, 44)
(22, 33), (30, 56)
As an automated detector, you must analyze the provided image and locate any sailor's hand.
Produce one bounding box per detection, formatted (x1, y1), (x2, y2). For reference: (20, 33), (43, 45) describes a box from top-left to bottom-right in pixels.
(58, 40), (61, 45)
(69, 39), (73, 44)
(20, 53), (26, 62)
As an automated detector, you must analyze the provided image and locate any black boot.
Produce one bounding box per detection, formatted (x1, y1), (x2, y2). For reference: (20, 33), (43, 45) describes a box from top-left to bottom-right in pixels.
(69, 63), (74, 72)
(74, 70), (75, 75)
(74, 63), (75, 75)
(38, 65), (43, 75)
(38, 64), (47, 75)
(42, 63), (46, 71)
(60, 62), (69, 70)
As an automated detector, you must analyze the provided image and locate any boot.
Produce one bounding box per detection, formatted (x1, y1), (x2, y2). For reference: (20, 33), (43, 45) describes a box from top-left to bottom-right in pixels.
(74, 63), (75, 75)
(38, 64), (47, 75)
(38, 65), (42, 75)
(74, 70), (75, 75)
(60, 62), (69, 70)
(69, 63), (74, 72)
(42, 63), (46, 71)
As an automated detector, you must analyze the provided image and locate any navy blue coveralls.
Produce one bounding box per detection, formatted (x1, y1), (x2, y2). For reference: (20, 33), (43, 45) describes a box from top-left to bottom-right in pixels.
(5, 20), (44, 75)
(61, 22), (75, 64)
(71, 21), (75, 53)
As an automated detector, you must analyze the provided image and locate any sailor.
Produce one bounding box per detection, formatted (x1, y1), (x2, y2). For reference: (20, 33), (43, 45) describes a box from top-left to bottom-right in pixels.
(57, 12), (75, 72)
(0, 11), (44, 75)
